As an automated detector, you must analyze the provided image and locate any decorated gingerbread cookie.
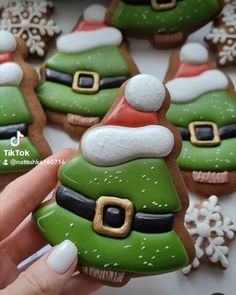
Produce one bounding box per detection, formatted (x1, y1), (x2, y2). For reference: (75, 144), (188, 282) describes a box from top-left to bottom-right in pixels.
(106, 0), (223, 49)
(37, 4), (139, 139)
(182, 195), (236, 275)
(0, 30), (51, 190)
(0, 0), (60, 57)
(206, 0), (236, 67)
(165, 43), (236, 196)
(33, 74), (195, 286)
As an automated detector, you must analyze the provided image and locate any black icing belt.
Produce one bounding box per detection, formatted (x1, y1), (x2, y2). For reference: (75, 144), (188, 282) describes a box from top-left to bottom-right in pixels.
(179, 124), (236, 141)
(0, 123), (28, 140)
(56, 186), (175, 234)
(123, 0), (178, 5)
(45, 69), (129, 90)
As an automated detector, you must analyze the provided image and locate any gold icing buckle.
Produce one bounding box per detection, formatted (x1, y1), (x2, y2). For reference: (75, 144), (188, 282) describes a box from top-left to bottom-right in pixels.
(189, 121), (220, 147)
(93, 196), (134, 238)
(151, 0), (176, 11)
(72, 71), (100, 94)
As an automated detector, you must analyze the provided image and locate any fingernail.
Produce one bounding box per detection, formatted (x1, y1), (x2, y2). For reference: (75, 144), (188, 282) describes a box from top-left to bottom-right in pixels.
(47, 240), (77, 274)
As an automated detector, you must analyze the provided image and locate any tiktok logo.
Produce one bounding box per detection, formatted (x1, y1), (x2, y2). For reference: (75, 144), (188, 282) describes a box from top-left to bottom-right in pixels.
(10, 131), (24, 147)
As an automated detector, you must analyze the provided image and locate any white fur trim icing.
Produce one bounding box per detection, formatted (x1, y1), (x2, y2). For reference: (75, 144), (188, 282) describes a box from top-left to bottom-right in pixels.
(166, 70), (228, 103)
(0, 62), (23, 86)
(0, 30), (17, 54)
(57, 28), (122, 54)
(180, 43), (209, 64)
(125, 74), (166, 112)
(81, 125), (174, 166)
(83, 4), (107, 23)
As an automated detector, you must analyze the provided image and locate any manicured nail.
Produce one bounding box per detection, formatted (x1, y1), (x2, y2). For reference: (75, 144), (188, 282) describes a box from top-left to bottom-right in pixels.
(47, 240), (77, 274)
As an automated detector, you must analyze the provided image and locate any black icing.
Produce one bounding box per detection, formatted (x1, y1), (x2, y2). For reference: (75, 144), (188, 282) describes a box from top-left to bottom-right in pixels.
(220, 124), (236, 139)
(46, 69), (73, 87)
(100, 76), (128, 89)
(79, 75), (94, 89)
(56, 186), (175, 235)
(133, 213), (174, 233)
(195, 125), (214, 141)
(0, 124), (28, 140)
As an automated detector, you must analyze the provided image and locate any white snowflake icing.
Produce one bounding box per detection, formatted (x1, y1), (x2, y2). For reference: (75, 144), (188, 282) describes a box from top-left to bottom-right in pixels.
(0, 0), (60, 56)
(182, 195), (236, 275)
(206, 0), (236, 65)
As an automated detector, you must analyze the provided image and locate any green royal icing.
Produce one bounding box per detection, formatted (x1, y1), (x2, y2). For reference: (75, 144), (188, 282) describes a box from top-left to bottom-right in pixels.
(178, 139), (236, 172)
(46, 46), (131, 77)
(38, 82), (119, 117)
(0, 137), (41, 173)
(112, 0), (220, 34)
(33, 203), (189, 273)
(167, 90), (236, 128)
(59, 155), (181, 214)
(0, 86), (33, 126)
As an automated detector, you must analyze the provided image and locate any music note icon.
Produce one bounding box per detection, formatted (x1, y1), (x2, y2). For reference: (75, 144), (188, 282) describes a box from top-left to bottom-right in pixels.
(10, 131), (24, 147)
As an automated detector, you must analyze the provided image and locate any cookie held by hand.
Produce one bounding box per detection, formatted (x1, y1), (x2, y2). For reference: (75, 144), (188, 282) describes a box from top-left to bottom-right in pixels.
(166, 42), (236, 196)
(0, 30), (51, 190)
(37, 4), (139, 139)
(106, 0), (223, 49)
(33, 74), (195, 287)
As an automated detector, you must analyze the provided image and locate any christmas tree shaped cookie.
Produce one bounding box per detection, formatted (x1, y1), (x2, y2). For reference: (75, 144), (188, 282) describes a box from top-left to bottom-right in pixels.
(166, 43), (236, 196)
(33, 74), (195, 286)
(106, 0), (223, 49)
(0, 30), (51, 189)
(37, 4), (139, 139)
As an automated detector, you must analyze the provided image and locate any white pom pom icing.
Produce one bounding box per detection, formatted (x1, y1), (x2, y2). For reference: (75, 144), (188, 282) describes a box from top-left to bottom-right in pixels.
(125, 74), (166, 112)
(57, 27), (122, 53)
(0, 30), (17, 54)
(81, 125), (174, 166)
(180, 43), (209, 64)
(83, 4), (107, 23)
(0, 62), (24, 86)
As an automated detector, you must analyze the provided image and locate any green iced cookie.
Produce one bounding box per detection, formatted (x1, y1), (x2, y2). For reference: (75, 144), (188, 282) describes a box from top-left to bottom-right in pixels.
(112, 0), (220, 34)
(33, 203), (189, 273)
(59, 155), (181, 214)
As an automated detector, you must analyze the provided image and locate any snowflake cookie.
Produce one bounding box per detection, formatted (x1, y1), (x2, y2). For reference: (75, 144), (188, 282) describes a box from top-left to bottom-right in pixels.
(182, 195), (236, 275)
(206, 0), (236, 66)
(0, 0), (61, 57)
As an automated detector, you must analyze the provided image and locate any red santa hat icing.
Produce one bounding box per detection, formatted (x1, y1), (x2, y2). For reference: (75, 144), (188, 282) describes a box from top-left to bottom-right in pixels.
(0, 30), (16, 64)
(81, 74), (175, 167)
(166, 43), (229, 103)
(57, 4), (122, 54)
(175, 43), (209, 78)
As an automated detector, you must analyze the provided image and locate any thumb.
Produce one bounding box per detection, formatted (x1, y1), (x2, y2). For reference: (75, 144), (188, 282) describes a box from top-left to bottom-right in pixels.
(2, 240), (78, 295)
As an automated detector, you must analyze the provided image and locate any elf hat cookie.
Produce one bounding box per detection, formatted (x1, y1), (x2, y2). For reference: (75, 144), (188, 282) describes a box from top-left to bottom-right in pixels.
(106, 0), (223, 49)
(33, 74), (195, 287)
(0, 30), (51, 190)
(166, 42), (236, 196)
(37, 4), (139, 139)
(182, 195), (236, 275)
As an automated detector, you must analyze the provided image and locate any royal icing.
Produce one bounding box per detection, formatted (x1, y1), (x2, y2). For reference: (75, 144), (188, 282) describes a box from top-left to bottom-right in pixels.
(182, 195), (236, 275)
(57, 28), (123, 54)
(0, 30), (17, 53)
(125, 74), (166, 112)
(180, 43), (209, 64)
(0, 1), (60, 57)
(0, 62), (23, 85)
(166, 70), (228, 103)
(81, 125), (174, 166)
(83, 4), (107, 23)
(192, 171), (229, 184)
(206, 0), (236, 65)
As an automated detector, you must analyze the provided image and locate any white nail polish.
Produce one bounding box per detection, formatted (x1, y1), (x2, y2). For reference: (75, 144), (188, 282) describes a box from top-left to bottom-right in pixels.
(47, 240), (77, 274)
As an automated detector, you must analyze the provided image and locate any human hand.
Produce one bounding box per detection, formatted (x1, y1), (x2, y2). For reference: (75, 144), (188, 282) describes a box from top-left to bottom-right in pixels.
(0, 149), (101, 295)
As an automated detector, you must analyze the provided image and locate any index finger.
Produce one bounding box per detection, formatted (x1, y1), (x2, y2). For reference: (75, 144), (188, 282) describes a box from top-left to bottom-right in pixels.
(0, 149), (76, 241)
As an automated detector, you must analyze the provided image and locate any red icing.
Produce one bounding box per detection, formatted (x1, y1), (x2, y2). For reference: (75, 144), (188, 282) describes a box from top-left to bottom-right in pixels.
(103, 96), (158, 127)
(73, 19), (107, 32)
(0, 53), (13, 64)
(175, 62), (209, 78)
